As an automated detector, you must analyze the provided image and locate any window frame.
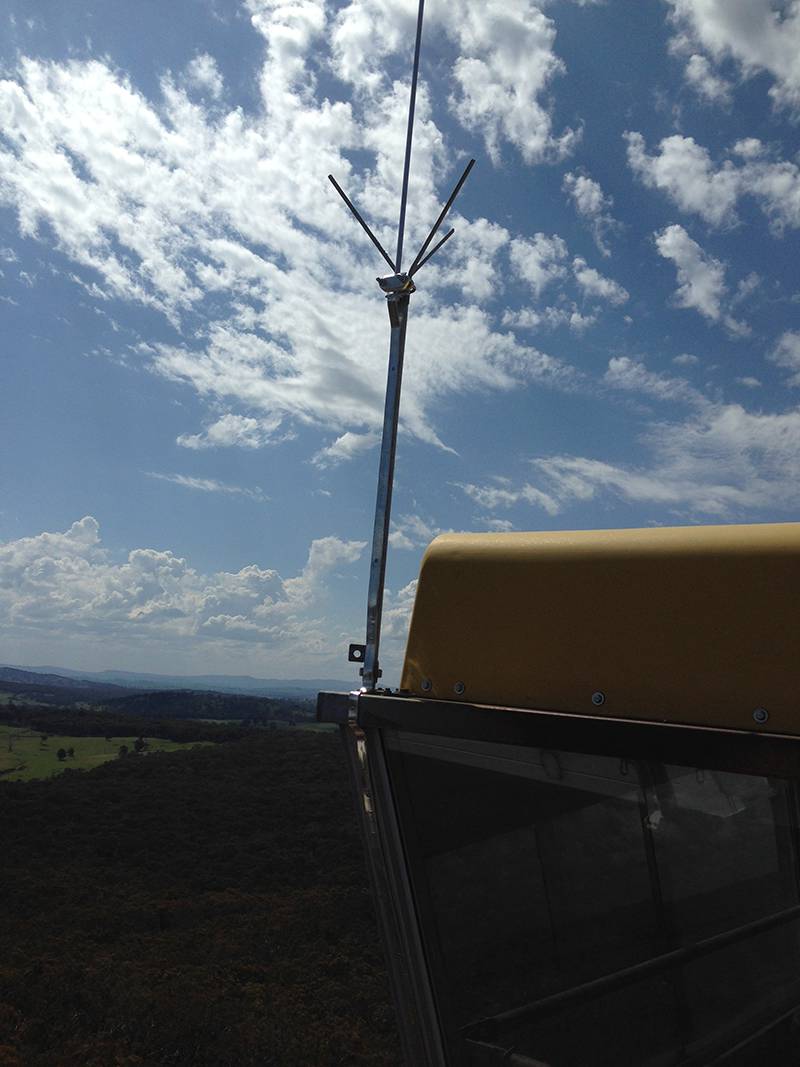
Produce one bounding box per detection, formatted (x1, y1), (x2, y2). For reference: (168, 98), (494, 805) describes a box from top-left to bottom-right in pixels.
(319, 691), (800, 1066)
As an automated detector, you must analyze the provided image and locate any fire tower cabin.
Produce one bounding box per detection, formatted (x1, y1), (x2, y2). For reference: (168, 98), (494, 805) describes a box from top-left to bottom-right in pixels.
(317, 523), (800, 1067)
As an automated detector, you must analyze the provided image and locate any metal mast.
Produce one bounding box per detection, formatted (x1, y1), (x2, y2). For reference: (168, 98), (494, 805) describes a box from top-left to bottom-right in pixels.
(328, 0), (475, 691)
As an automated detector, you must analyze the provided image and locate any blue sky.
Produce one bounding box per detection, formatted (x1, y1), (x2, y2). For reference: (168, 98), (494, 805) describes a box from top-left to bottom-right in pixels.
(2, 0), (800, 682)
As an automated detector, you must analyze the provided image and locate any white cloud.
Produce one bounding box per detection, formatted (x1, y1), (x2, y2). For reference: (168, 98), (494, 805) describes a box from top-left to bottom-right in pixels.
(177, 413), (282, 450)
(145, 471), (267, 500)
(732, 137), (764, 159)
(445, 0), (579, 164)
(0, 22), (580, 455)
(331, 0), (578, 164)
(0, 516), (365, 660)
(185, 53), (224, 99)
(626, 132), (800, 234)
(562, 170), (618, 256)
(655, 224), (724, 320)
(311, 430), (379, 468)
(769, 330), (800, 385)
(509, 232), (568, 297)
(654, 224), (746, 335)
(604, 356), (704, 405)
(665, 0), (800, 113)
(625, 132), (739, 227)
(388, 514), (443, 550)
(460, 401), (800, 519)
(673, 352), (699, 366)
(572, 256), (628, 305)
(683, 52), (733, 103)
(458, 479), (560, 515)
(381, 578), (418, 644)
(502, 304), (597, 332)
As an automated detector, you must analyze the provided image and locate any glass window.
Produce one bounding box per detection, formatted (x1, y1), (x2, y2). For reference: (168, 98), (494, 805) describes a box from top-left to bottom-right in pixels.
(384, 732), (800, 1066)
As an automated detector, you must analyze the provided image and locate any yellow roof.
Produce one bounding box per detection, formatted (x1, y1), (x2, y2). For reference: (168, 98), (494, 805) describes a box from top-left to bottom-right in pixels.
(400, 523), (800, 733)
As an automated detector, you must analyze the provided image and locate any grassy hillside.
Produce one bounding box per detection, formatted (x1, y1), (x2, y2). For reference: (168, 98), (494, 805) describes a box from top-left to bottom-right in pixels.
(0, 730), (400, 1065)
(0, 724), (212, 783)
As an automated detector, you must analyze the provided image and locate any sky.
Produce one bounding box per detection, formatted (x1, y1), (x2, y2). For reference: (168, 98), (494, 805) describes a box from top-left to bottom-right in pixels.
(2, 0), (800, 683)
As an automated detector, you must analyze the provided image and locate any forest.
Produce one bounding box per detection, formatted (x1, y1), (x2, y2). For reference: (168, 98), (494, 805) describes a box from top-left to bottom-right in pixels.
(0, 725), (401, 1065)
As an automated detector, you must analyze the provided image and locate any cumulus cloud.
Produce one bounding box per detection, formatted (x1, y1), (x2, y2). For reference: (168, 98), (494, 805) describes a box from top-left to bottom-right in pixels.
(665, 0), (800, 113)
(445, 0), (579, 164)
(331, 0), (578, 164)
(460, 402), (800, 520)
(177, 413), (282, 450)
(770, 330), (800, 385)
(509, 233), (568, 297)
(654, 224), (747, 335)
(185, 53), (224, 98)
(683, 52), (733, 104)
(572, 257), (628, 305)
(626, 132), (800, 234)
(562, 170), (619, 256)
(0, 516), (365, 659)
(625, 132), (740, 227)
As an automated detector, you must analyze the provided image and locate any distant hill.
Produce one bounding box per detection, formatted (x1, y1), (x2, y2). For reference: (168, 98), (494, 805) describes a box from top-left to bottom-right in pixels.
(3, 664), (354, 698)
(105, 689), (312, 721)
(0, 667), (142, 705)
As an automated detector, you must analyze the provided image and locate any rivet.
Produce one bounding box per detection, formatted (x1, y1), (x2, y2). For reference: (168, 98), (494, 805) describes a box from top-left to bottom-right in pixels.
(421, 678), (432, 692)
(591, 691), (606, 706)
(753, 707), (769, 725)
(454, 681), (466, 696)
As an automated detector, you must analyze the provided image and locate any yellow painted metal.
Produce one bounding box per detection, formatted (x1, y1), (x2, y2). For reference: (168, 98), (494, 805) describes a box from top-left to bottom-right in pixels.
(400, 523), (800, 734)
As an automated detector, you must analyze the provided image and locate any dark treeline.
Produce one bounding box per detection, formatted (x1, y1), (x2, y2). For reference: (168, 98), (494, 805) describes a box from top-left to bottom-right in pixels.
(0, 705), (251, 743)
(104, 688), (315, 722)
(0, 678), (139, 706)
(0, 731), (400, 1065)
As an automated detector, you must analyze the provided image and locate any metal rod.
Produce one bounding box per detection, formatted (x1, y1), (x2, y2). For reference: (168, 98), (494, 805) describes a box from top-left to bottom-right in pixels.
(463, 900), (800, 1043)
(406, 157), (475, 276)
(408, 227), (454, 277)
(361, 294), (410, 691)
(328, 174), (397, 273)
(395, 0), (425, 272)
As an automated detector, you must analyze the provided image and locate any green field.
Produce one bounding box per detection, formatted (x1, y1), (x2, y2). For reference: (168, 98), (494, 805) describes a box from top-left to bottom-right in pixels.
(0, 724), (213, 783)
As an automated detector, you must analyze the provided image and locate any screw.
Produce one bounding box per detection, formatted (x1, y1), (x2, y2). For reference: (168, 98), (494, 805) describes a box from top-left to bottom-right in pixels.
(454, 681), (465, 696)
(753, 707), (769, 725)
(421, 678), (432, 692)
(591, 691), (606, 706)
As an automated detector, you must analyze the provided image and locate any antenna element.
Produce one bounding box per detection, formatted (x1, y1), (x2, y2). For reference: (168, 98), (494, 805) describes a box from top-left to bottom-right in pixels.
(329, 0), (476, 690)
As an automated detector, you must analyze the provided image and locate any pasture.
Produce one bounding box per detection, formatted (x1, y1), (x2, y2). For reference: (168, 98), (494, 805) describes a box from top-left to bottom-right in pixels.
(0, 724), (213, 782)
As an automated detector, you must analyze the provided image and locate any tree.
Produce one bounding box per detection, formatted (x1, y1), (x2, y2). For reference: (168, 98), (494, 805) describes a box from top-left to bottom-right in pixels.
(118, 744), (129, 758)
(67, 746), (75, 758)
(40, 735), (48, 747)
(56, 748), (67, 761)
(134, 737), (145, 754)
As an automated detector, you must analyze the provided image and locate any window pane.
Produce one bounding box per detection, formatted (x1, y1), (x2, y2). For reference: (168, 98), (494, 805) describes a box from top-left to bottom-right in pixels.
(384, 733), (800, 1066)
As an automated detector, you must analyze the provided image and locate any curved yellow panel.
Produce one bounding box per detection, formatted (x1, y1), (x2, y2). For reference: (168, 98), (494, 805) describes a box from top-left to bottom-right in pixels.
(400, 524), (800, 733)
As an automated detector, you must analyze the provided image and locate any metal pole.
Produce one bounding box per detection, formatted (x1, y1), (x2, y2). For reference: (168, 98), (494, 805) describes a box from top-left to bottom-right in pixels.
(395, 0), (425, 272)
(362, 292), (410, 691)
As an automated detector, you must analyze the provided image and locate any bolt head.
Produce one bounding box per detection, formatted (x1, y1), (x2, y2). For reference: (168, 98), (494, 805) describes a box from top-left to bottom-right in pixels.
(591, 691), (606, 706)
(454, 681), (466, 696)
(420, 678), (432, 692)
(753, 707), (769, 725)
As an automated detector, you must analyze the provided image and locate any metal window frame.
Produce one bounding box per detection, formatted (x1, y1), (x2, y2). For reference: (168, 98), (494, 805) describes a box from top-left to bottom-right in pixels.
(318, 691), (800, 1065)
